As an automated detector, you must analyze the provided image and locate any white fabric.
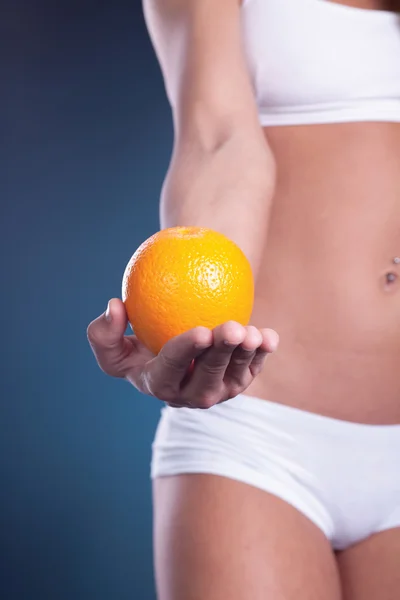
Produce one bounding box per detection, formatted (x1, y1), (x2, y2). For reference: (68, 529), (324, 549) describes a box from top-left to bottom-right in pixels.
(240, 0), (400, 125)
(151, 393), (400, 550)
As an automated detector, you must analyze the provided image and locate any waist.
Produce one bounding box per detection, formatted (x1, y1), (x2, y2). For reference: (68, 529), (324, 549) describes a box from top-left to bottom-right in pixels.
(247, 121), (400, 423)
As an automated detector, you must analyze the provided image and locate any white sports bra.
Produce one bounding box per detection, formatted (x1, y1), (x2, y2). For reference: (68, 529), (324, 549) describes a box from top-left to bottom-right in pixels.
(241, 0), (400, 125)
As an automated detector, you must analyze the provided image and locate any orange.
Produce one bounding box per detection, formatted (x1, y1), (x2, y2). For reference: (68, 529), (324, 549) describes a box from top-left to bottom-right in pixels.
(121, 226), (254, 355)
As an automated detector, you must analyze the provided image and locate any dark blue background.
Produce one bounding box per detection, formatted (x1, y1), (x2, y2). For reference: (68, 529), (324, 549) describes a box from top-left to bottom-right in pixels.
(2, 2), (170, 598)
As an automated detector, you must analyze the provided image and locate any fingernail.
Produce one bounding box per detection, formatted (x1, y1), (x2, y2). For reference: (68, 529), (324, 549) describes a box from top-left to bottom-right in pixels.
(105, 301), (112, 323)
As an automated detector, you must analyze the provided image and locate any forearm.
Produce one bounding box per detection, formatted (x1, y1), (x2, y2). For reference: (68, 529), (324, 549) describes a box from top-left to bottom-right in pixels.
(160, 131), (276, 279)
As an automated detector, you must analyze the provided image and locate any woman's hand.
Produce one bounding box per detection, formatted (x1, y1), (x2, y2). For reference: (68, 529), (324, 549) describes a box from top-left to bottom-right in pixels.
(87, 298), (279, 409)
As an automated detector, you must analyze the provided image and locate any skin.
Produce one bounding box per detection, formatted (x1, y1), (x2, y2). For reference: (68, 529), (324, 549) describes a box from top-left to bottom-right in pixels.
(87, 0), (400, 597)
(246, 120), (400, 424)
(88, 300), (279, 408)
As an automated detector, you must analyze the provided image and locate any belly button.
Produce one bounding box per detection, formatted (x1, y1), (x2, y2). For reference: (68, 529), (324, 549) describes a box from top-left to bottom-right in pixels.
(382, 258), (400, 292)
(382, 272), (398, 293)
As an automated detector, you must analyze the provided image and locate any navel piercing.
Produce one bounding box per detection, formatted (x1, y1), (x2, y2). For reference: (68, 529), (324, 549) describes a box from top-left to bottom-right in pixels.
(393, 257), (400, 264)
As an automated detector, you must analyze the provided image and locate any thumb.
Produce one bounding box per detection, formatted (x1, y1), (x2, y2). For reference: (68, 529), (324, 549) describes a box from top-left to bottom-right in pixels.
(87, 298), (129, 371)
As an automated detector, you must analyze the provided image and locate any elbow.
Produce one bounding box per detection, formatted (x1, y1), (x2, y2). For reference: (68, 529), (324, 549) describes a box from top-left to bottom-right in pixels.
(160, 131), (276, 229)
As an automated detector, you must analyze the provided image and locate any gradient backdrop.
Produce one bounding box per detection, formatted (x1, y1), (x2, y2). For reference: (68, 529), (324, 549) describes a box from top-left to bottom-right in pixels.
(2, 2), (170, 598)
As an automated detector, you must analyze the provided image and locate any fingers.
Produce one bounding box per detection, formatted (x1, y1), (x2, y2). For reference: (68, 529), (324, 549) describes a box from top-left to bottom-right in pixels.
(143, 327), (213, 399)
(182, 324), (279, 407)
(248, 328), (279, 377)
(181, 322), (246, 406)
(224, 325), (263, 380)
(87, 298), (130, 376)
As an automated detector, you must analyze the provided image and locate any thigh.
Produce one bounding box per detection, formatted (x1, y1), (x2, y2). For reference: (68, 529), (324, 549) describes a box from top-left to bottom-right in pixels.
(153, 473), (342, 600)
(337, 527), (400, 600)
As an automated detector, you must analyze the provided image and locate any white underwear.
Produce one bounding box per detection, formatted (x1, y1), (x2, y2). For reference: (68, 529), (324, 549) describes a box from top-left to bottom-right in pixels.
(151, 394), (400, 550)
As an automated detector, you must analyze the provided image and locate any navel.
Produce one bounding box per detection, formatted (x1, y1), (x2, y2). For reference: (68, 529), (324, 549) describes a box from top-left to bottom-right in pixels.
(382, 257), (400, 292)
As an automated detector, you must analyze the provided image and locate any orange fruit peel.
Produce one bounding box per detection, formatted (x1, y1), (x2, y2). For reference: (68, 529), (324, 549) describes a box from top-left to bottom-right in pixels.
(122, 226), (254, 355)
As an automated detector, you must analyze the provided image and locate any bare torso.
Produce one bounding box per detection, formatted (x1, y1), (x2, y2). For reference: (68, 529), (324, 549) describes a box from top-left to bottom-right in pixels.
(247, 0), (400, 424)
(247, 117), (400, 424)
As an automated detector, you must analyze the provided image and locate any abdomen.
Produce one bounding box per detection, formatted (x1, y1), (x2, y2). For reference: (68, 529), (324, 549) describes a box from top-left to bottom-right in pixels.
(246, 122), (400, 424)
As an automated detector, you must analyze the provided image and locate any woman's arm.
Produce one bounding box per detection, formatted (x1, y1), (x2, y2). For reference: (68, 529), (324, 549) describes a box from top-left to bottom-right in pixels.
(87, 1), (279, 408)
(143, 0), (275, 277)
